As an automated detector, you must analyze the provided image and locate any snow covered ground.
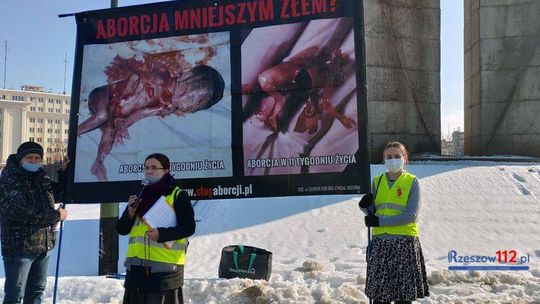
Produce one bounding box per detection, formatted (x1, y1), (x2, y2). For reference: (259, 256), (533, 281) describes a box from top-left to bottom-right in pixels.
(0, 161), (539, 303)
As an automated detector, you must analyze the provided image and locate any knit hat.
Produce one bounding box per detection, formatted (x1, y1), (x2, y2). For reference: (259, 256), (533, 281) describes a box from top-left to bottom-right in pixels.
(16, 141), (44, 161)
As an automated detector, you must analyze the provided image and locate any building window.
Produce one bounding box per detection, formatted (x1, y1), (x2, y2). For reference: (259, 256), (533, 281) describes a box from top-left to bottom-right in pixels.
(47, 138), (52, 143)
(54, 138), (59, 143)
(64, 129), (69, 134)
(38, 97), (44, 103)
(37, 118), (43, 123)
(30, 97), (36, 102)
(38, 107), (44, 112)
(47, 147), (53, 153)
(12, 95), (24, 101)
(55, 119), (61, 124)
(48, 108), (53, 113)
(37, 137), (42, 143)
(48, 119), (53, 124)
(47, 128), (52, 133)
(29, 117), (35, 123)
(29, 127), (35, 132)
(29, 137), (35, 142)
(1, 95), (5, 100)
(54, 129), (60, 134)
(65, 109), (70, 114)
(48, 99), (53, 103)
(55, 109), (61, 113)
(64, 100), (69, 105)
(56, 99), (61, 104)
(37, 128), (43, 132)
(30, 107), (36, 111)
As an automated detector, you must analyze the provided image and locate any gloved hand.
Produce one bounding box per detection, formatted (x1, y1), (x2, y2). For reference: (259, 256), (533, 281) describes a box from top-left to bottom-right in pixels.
(358, 193), (374, 209)
(364, 214), (379, 227)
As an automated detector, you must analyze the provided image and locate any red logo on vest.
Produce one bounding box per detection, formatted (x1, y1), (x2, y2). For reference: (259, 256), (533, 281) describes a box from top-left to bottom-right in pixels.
(396, 188), (403, 197)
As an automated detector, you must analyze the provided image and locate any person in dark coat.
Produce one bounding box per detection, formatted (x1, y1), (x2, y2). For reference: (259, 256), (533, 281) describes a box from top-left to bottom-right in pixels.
(0, 141), (68, 304)
(117, 153), (195, 304)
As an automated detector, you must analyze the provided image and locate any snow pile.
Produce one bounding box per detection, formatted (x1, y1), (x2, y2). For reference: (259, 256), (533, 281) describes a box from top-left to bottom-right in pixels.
(0, 162), (539, 303)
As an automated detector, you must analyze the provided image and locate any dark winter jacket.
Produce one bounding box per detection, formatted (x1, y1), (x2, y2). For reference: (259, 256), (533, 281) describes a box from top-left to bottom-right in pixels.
(116, 175), (195, 292)
(0, 154), (63, 257)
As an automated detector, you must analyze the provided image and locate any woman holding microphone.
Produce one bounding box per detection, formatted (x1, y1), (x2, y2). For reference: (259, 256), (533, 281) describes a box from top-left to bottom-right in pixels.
(116, 153), (195, 304)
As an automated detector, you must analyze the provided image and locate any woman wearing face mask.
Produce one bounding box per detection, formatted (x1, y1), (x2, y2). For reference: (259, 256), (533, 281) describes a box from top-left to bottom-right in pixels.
(116, 153), (196, 304)
(358, 141), (429, 304)
(0, 141), (68, 304)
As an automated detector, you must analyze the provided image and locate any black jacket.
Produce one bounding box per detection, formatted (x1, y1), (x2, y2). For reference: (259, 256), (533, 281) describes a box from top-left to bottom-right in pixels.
(116, 186), (196, 292)
(0, 154), (63, 256)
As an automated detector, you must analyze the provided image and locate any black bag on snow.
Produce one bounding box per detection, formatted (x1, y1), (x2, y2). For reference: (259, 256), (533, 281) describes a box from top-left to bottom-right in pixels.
(218, 245), (272, 280)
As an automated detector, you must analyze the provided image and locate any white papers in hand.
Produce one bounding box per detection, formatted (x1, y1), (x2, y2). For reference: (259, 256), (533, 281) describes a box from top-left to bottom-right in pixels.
(142, 196), (177, 249)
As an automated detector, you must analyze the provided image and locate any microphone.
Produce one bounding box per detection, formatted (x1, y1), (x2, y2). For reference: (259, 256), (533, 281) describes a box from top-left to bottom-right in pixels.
(130, 179), (149, 208)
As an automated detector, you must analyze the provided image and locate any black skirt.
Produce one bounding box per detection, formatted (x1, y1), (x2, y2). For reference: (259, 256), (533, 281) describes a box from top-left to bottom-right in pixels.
(122, 288), (183, 304)
(365, 235), (430, 302)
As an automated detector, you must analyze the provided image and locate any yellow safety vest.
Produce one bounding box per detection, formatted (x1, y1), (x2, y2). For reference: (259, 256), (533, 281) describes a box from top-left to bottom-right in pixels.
(372, 172), (419, 237)
(125, 186), (188, 272)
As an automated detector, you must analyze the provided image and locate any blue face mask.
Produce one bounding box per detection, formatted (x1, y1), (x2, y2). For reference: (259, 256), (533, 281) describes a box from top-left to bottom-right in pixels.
(21, 161), (42, 172)
(145, 174), (163, 185)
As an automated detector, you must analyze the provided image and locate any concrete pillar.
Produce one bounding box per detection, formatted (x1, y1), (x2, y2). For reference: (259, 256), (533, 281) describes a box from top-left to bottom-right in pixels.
(465, 0), (540, 156)
(364, 0), (441, 162)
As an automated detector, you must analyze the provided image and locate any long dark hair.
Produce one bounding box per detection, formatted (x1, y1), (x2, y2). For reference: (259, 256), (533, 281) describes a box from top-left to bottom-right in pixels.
(145, 153), (170, 170)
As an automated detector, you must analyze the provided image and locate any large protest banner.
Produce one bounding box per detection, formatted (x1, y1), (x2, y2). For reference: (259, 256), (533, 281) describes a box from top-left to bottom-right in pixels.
(66, 0), (370, 202)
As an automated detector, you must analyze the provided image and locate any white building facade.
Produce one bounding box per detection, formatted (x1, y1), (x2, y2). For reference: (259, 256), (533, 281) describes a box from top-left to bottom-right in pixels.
(0, 85), (70, 166)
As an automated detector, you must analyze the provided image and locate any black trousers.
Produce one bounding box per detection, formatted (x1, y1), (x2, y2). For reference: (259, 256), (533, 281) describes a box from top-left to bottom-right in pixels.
(123, 288), (183, 304)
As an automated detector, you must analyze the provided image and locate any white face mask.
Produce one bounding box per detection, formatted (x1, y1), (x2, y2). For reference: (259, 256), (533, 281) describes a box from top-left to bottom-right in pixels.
(385, 158), (404, 173)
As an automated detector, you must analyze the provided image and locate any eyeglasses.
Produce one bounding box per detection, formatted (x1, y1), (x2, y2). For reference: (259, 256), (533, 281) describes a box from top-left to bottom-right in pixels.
(143, 166), (165, 172)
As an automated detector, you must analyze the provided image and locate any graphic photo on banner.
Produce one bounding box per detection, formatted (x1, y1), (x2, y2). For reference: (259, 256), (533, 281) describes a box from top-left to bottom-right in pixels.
(67, 0), (371, 201)
(74, 33), (232, 183)
(241, 18), (359, 176)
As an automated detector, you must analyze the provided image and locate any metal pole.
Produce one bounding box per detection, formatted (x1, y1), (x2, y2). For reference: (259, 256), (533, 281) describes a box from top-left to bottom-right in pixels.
(98, 203), (119, 275)
(3, 41), (7, 89)
(98, 0), (120, 276)
(98, 0), (122, 275)
(52, 206), (65, 304)
(62, 54), (67, 95)
(367, 226), (372, 304)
